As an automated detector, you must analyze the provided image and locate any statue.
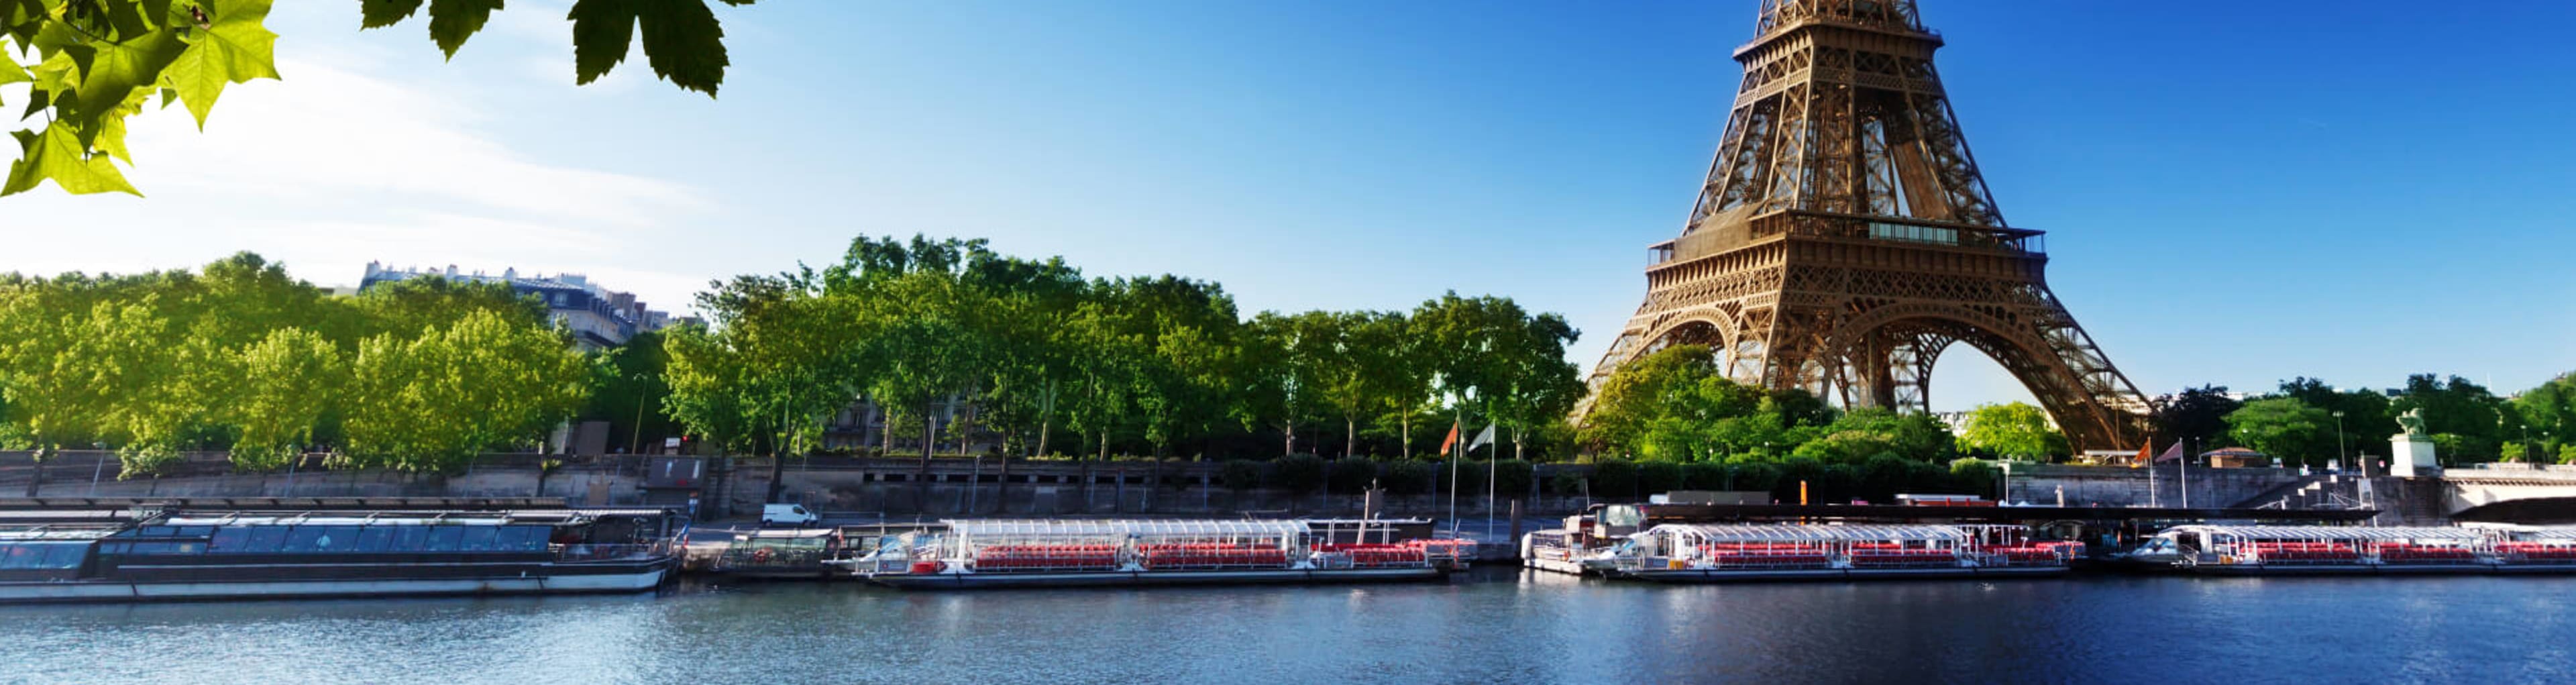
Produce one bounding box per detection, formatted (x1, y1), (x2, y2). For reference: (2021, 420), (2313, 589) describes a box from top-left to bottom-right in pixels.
(2396, 409), (2429, 439)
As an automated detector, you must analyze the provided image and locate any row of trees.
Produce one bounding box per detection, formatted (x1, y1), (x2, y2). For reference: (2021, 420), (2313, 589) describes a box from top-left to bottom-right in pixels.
(0, 254), (592, 476)
(2212, 374), (2576, 467)
(658, 236), (1587, 480)
(1572, 344), (1986, 499)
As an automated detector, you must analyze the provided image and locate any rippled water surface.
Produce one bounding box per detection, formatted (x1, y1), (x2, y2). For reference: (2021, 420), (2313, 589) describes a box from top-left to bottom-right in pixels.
(9, 571), (2575, 684)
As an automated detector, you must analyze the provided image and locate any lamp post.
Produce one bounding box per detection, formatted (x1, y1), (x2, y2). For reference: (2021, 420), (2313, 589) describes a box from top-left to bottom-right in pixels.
(2333, 410), (2348, 474)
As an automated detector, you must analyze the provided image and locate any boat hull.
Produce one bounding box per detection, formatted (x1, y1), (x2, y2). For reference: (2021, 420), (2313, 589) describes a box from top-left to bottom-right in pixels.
(1621, 565), (2068, 583)
(0, 561), (673, 604)
(869, 566), (1443, 589)
(2186, 562), (2576, 576)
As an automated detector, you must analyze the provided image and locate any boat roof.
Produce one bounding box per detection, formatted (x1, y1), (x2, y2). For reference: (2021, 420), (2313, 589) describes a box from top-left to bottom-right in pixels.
(0, 526), (122, 541)
(157, 511), (577, 527)
(737, 528), (838, 539)
(2162, 525), (2483, 541)
(1646, 523), (1966, 542)
(945, 519), (1309, 537)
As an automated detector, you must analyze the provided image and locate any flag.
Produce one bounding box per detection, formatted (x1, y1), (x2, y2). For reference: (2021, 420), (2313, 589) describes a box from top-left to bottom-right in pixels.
(1440, 423), (1460, 455)
(2151, 440), (2185, 464)
(2132, 440), (2152, 468)
(1468, 425), (1497, 452)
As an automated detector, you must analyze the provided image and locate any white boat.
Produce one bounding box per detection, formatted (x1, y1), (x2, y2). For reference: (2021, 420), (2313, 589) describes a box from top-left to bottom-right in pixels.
(1603, 523), (2077, 582)
(837, 519), (1468, 589)
(2129, 524), (2576, 576)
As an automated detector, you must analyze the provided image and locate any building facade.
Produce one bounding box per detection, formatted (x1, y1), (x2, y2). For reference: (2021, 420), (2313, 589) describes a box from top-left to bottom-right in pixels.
(358, 262), (673, 350)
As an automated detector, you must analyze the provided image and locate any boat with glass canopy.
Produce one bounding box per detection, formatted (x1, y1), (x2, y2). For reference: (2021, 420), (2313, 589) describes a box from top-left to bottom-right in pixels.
(0, 508), (682, 603)
(2127, 525), (2510, 575)
(841, 519), (1466, 588)
(1604, 523), (2076, 582)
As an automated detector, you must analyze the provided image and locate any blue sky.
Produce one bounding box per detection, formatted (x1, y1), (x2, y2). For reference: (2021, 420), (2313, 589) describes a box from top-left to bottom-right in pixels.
(8, 1), (2574, 411)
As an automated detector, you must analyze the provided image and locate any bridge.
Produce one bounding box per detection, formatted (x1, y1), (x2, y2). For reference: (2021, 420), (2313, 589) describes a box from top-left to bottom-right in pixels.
(2006, 463), (2576, 525)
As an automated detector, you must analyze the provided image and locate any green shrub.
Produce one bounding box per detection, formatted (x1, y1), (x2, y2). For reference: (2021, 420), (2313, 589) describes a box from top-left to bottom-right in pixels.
(1548, 470), (1588, 496)
(1270, 454), (1326, 493)
(1680, 462), (1727, 490)
(1638, 461), (1684, 495)
(1220, 460), (1262, 492)
(1591, 459), (1638, 498)
(1379, 460), (1436, 495)
(1494, 460), (1534, 496)
(1326, 458), (1378, 494)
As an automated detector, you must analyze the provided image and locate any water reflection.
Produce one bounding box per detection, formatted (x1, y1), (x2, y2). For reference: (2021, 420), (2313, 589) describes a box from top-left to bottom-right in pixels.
(7, 572), (2574, 684)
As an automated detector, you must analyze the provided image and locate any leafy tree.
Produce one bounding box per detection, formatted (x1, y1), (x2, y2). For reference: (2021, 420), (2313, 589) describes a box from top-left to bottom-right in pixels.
(5, 0), (751, 197)
(2392, 374), (2510, 463)
(225, 327), (341, 470)
(2225, 398), (2335, 467)
(343, 309), (587, 472)
(2516, 374), (2576, 458)
(2153, 385), (2241, 452)
(580, 329), (677, 455)
(2273, 376), (2387, 462)
(1958, 402), (2066, 462)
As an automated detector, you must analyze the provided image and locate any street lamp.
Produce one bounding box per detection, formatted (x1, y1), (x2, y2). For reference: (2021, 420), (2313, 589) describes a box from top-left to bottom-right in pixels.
(2333, 410), (2348, 474)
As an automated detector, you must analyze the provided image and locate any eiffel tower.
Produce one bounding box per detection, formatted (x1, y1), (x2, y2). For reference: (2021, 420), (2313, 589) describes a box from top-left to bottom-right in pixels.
(1580, 0), (2152, 452)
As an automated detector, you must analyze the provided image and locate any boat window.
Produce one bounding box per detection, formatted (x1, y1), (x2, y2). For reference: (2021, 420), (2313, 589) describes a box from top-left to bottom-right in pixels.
(128, 541), (204, 555)
(175, 526), (216, 537)
(459, 526), (500, 551)
(391, 527), (430, 552)
(500, 526), (549, 551)
(0, 543), (33, 569)
(282, 526), (329, 553)
(138, 526), (177, 537)
(309, 526), (360, 552)
(244, 526), (290, 553)
(424, 526), (465, 551)
(209, 527), (252, 552)
(40, 543), (89, 569)
(356, 527), (395, 552)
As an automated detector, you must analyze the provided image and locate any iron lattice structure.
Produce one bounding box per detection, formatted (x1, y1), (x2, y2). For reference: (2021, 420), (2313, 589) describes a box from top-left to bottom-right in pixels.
(1580, 0), (2153, 451)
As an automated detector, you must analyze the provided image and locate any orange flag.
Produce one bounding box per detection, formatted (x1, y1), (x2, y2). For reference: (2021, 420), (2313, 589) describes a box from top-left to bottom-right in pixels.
(1440, 423), (1460, 455)
(2133, 439), (2152, 468)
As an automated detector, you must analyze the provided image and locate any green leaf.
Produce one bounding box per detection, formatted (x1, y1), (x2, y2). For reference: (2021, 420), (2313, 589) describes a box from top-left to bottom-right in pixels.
(425, 0), (502, 59)
(0, 48), (27, 86)
(143, 0), (174, 29)
(96, 87), (150, 163)
(360, 0), (427, 30)
(162, 0), (280, 129)
(105, 0), (157, 38)
(636, 0), (725, 97)
(566, 0), (635, 85)
(3, 123), (141, 197)
(62, 28), (185, 141)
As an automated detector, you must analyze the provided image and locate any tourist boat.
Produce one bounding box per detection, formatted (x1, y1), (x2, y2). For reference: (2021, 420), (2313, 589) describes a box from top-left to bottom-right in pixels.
(0, 509), (682, 603)
(706, 528), (847, 580)
(1603, 523), (2078, 582)
(839, 519), (1470, 589)
(2123, 525), (2576, 576)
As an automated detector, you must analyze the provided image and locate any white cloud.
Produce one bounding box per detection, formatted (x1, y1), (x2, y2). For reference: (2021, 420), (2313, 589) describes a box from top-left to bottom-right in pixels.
(3, 51), (713, 314)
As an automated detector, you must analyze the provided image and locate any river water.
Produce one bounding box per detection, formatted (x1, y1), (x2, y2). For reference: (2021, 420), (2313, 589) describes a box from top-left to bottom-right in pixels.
(8, 570), (2573, 684)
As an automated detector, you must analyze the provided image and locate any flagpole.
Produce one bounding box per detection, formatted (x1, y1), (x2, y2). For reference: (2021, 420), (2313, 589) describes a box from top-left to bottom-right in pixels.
(2148, 439), (2159, 508)
(1448, 411), (1461, 539)
(1485, 425), (1499, 531)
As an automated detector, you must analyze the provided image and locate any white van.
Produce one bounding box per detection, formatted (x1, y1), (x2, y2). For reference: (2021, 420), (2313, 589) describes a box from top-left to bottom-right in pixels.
(761, 503), (819, 527)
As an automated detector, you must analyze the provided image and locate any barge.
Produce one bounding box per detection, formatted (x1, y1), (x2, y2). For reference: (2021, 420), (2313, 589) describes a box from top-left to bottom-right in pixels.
(841, 519), (1470, 589)
(2121, 525), (2576, 576)
(1601, 523), (2078, 582)
(705, 528), (847, 580)
(0, 508), (681, 603)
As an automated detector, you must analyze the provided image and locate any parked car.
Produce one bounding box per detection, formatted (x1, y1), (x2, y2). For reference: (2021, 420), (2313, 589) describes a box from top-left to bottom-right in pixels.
(761, 503), (818, 527)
